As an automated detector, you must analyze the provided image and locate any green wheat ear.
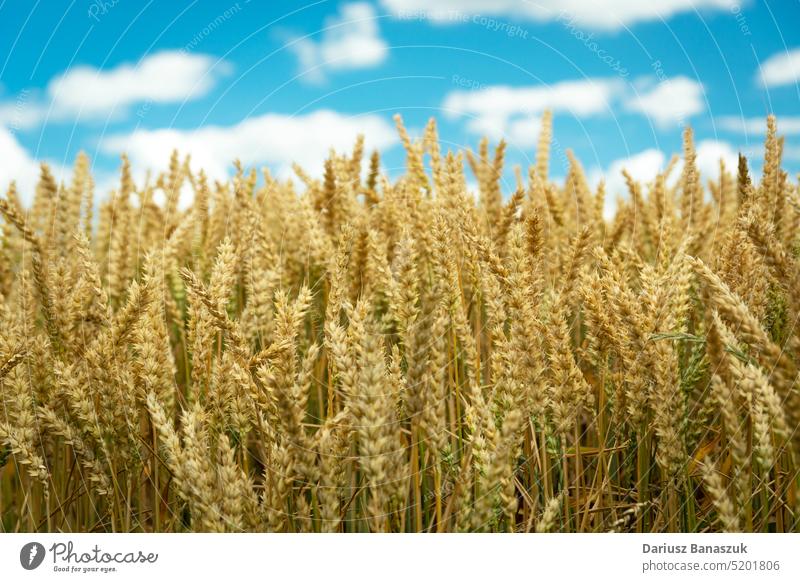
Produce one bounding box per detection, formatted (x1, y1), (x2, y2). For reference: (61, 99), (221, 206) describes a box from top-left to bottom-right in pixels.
(765, 284), (789, 343)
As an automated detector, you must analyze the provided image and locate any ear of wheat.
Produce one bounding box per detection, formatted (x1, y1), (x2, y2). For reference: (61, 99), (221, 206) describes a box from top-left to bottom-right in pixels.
(0, 114), (798, 533)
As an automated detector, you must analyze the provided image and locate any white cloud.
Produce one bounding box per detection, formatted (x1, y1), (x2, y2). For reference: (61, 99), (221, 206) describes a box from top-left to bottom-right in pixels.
(382, 0), (739, 30)
(100, 109), (397, 183)
(48, 50), (229, 120)
(505, 116), (543, 147)
(625, 77), (705, 128)
(693, 139), (739, 179)
(443, 78), (623, 147)
(445, 76), (707, 146)
(0, 127), (68, 205)
(759, 48), (800, 88)
(717, 115), (800, 135)
(0, 51), (229, 128)
(290, 3), (388, 83)
(591, 148), (667, 217)
(0, 99), (48, 131)
(782, 145), (800, 161)
(593, 139), (738, 217)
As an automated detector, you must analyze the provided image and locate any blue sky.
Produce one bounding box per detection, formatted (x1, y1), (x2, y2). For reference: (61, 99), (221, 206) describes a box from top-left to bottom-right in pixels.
(0, 0), (798, 208)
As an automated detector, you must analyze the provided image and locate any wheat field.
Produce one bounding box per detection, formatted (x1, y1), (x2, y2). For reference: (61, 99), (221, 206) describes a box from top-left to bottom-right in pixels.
(0, 112), (798, 533)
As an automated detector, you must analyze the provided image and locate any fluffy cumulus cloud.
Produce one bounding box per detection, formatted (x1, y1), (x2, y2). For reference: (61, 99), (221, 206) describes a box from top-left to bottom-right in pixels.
(0, 51), (228, 128)
(443, 78), (624, 147)
(290, 3), (388, 82)
(782, 146), (800, 161)
(49, 51), (229, 119)
(381, 0), (739, 30)
(625, 77), (705, 128)
(100, 109), (397, 183)
(591, 148), (667, 217)
(0, 99), (48, 131)
(717, 115), (800, 135)
(759, 48), (800, 88)
(594, 139), (738, 217)
(692, 139), (739, 178)
(0, 127), (68, 204)
(444, 76), (708, 146)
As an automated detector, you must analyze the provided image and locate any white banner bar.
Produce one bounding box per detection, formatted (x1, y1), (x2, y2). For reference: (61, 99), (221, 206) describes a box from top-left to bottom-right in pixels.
(1, 533), (798, 581)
